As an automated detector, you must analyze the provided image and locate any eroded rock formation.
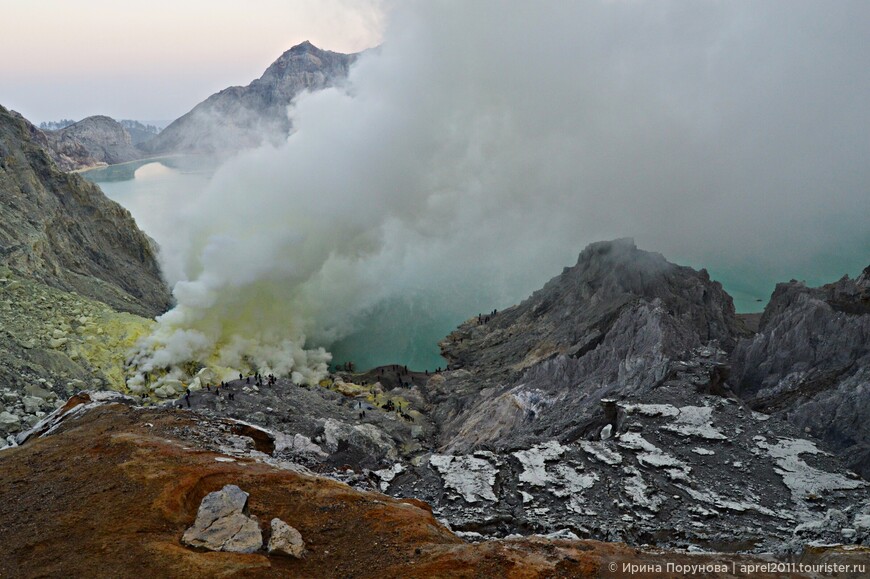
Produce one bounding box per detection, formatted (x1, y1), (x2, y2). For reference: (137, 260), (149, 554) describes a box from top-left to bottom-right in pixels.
(731, 266), (870, 478)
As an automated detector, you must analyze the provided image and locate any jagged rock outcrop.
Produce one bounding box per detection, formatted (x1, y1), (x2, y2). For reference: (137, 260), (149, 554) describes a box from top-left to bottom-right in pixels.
(140, 41), (356, 156)
(45, 116), (140, 168)
(731, 267), (870, 478)
(426, 238), (750, 453)
(0, 104), (171, 318)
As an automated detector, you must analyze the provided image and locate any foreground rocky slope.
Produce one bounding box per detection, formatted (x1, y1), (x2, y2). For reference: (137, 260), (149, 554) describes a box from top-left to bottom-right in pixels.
(731, 267), (870, 479)
(2, 392), (864, 578)
(161, 365), (870, 554)
(0, 104), (171, 317)
(140, 41), (356, 156)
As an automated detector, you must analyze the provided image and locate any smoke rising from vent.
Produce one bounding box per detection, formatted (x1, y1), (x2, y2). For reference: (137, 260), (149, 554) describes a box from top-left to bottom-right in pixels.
(129, 1), (870, 386)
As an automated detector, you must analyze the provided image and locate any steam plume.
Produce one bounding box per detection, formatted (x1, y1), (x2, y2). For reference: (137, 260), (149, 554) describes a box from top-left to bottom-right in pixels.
(129, 1), (870, 388)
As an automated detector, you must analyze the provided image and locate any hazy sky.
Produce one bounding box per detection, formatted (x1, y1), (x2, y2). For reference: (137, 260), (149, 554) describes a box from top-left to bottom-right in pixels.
(0, 0), (385, 123)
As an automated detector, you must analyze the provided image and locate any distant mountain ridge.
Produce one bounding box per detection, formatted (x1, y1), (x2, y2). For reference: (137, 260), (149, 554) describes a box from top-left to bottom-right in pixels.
(46, 115), (140, 168)
(139, 41), (357, 155)
(27, 41), (353, 169)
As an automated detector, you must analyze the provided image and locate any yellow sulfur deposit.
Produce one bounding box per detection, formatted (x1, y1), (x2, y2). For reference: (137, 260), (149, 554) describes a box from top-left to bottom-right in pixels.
(0, 269), (155, 393)
(71, 310), (155, 389)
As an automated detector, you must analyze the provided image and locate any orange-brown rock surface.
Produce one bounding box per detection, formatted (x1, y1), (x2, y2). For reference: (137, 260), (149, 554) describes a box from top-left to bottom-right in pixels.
(0, 397), (864, 578)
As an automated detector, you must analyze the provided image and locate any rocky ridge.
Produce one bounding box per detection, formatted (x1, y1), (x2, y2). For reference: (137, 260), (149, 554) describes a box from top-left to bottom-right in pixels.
(427, 238), (751, 453)
(0, 104), (171, 317)
(45, 115), (140, 168)
(731, 266), (870, 478)
(107, 240), (869, 554)
(139, 41), (356, 155)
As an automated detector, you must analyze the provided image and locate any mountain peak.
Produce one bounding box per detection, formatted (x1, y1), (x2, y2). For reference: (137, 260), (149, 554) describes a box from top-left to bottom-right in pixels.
(289, 40), (317, 53)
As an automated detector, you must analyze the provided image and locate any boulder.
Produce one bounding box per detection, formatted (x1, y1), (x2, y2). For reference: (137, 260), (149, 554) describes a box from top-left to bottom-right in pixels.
(22, 396), (46, 414)
(181, 485), (263, 553)
(267, 518), (305, 558)
(0, 411), (21, 434)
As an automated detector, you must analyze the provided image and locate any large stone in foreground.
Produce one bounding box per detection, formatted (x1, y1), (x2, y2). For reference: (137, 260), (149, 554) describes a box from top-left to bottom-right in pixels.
(182, 485), (263, 553)
(267, 518), (305, 558)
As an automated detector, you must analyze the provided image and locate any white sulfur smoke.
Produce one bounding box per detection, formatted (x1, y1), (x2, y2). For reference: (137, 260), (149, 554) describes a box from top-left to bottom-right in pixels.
(129, 1), (870, 386)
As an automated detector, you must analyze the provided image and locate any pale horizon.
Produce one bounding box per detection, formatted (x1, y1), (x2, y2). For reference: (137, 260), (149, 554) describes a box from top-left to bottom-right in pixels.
(0, 0), (385, 124)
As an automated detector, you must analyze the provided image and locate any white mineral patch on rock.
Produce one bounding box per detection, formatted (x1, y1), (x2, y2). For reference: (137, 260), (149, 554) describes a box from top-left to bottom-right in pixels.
(542, 529), (580, 540)
(511, 388), (554, 417)
(88, 390), (136, 402)
(662, 406), (727, 440)
(430, 453), (498, 503)
(622, 466), (663, 513)
(579, 440), (622, 465)
(374, 463), (405, 491)
(756, 437), (866, 506)
(618, 432), (689, 472)
(692, 447), (715, 456)
(676, 484), (779, 518)
(550, 464), (598, 498)
(513, 440), (566, 486)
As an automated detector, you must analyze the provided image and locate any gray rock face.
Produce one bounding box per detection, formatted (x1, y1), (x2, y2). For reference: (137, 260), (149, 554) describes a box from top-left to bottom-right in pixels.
(140, 41), (356, 156)
(267, 518), (305, 558)
(0, 105), (172, 318)
(182, 485), (263, 553)
(45, 116), (140, 168)
(427, 239), (750, 453)
(730, 266), (870, 478)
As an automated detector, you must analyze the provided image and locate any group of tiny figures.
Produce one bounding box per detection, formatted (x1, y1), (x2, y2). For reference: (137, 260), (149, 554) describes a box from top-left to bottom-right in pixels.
(477, 308), (498, 325)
